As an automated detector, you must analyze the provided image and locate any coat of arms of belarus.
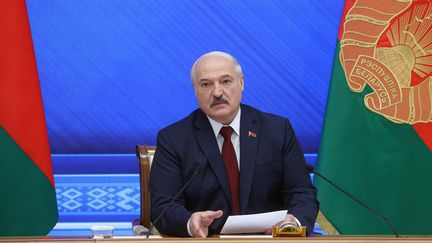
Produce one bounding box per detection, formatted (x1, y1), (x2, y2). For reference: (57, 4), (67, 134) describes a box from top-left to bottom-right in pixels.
(339, 0), (432, 125)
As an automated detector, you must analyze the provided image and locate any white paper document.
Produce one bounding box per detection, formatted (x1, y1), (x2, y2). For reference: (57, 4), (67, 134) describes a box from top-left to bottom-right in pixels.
(219, 235), (273, 238)
(113, 235), (162, 239)
(220, 210), (287, 234)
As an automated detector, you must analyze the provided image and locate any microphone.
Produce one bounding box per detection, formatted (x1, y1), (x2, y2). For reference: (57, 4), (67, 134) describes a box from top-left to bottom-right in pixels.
(146, 166), (202, 238)
(306, 164), (399, 237)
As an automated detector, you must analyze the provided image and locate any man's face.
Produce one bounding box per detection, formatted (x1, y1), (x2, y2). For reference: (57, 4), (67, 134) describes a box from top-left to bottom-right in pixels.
(193, 55), (244, 125)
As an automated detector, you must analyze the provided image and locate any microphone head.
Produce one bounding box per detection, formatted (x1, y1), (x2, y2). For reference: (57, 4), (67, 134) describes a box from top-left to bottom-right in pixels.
(305, 164), (315, 173)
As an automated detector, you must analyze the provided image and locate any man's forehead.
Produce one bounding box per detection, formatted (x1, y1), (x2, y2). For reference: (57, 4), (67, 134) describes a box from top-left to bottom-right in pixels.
(198, 74), (234, 82)
(197, 60), (235, 76)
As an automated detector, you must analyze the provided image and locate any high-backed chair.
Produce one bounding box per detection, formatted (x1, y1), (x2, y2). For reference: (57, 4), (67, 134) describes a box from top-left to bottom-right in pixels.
(135, 145), (156, 228)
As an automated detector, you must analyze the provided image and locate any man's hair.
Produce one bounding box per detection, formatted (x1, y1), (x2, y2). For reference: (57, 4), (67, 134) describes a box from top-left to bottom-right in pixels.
(190, 51), (243, 84)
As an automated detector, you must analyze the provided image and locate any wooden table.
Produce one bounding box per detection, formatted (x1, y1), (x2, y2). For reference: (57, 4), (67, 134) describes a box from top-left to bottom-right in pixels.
(1, 236), (432, 243)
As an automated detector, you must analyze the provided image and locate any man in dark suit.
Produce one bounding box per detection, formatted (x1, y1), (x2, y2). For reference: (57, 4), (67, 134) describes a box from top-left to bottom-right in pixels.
(149, 51), (318, 237)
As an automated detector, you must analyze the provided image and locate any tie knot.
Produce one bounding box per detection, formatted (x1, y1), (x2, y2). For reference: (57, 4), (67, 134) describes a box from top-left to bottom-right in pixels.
(219, 126), (233, 140)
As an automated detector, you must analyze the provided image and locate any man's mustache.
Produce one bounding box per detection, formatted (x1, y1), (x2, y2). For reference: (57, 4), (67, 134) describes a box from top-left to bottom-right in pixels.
(210, 97), (228, 107)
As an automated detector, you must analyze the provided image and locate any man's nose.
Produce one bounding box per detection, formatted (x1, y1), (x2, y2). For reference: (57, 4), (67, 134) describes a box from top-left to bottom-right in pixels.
(213, 83), (223, 97)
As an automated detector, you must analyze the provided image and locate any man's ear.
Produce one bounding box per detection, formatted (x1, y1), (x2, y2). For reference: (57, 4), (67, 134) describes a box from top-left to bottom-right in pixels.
(240, 75), (245, 91)
(192, 81), (198, 95)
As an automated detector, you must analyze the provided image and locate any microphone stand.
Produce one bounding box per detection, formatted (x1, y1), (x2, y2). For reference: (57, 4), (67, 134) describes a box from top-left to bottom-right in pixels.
(146, 167), (202, 238)
(306, 164), (399, 237)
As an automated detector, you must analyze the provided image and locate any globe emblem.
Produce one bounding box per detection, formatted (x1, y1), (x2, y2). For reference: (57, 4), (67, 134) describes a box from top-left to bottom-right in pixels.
(375, 46), (414, 88)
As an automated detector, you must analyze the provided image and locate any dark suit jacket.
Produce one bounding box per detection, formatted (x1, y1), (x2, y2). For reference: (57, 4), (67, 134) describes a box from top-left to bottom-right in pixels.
(149, 104), (318, 236)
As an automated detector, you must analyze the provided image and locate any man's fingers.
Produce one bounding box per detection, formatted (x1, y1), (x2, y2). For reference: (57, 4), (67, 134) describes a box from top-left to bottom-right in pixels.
(284, 214), (297, 224)
(200, 210), (223, 227)
(202, 210), (223, 218)
(189, 212), (207, 238)
(194, 229), (207, 238)
(264, 228), (273, 235)
(189, 210), (224, 238)
(274, 220), (284, 226)
(190, 220), (207, 238)
(210, 210), (223, 219)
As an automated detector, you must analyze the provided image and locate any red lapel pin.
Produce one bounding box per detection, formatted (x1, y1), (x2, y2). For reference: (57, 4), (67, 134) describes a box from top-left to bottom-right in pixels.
(248, 131), (256, 137)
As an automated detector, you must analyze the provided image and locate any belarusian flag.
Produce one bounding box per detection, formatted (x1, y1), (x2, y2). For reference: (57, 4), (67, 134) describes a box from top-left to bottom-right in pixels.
(316, 0), (432, 235)
(0, 1), (58, 236)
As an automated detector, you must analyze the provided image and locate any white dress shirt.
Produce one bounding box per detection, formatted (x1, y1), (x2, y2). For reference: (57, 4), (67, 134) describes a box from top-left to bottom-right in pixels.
(207, 108), (241, 169)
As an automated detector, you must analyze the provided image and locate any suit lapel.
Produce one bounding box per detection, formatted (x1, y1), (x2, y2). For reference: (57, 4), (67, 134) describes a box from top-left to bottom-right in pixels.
(193, 109), (231, 204)
(239, 105), (259, 213)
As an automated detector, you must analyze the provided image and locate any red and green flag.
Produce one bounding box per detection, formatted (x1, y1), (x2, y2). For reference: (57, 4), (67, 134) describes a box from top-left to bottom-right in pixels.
(0, 1), (58, 236)
(316, 0), (432, 235)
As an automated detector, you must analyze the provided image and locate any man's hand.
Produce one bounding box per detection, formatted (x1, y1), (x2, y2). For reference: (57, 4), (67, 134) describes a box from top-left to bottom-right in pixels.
(264, 214), (298, 235)
(188, 210), (223, 238)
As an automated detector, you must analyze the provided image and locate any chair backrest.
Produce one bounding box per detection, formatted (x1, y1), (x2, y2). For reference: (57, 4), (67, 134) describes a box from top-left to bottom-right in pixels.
(135, 145), (156, 228)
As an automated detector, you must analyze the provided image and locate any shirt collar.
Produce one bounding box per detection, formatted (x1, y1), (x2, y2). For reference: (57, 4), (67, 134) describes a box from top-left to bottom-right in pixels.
(207, 108), (241, 138)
